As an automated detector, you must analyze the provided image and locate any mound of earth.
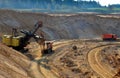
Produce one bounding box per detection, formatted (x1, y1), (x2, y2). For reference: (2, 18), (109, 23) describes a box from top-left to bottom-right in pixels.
(0, 10), (120, 40)
(0, 43), (31, 78)
(101, 46), (120, 69)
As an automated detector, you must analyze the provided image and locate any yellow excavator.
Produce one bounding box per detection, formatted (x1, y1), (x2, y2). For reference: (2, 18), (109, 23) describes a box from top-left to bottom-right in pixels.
(2, 21), (53, 54)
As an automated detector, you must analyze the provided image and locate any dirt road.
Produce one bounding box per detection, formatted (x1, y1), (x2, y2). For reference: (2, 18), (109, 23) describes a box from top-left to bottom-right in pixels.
(88, 44), (118, 78)
(1, 39), (120, 78)
(29, 40), (72, 78)
(29, 40), (120, 78)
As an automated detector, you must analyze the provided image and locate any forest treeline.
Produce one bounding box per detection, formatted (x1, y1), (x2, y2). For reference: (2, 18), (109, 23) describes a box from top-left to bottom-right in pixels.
(0, 0), (120, 13)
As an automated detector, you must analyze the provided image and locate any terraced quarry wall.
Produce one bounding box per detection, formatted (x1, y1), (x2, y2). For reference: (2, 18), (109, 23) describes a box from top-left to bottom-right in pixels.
(0, 10), (120, 40)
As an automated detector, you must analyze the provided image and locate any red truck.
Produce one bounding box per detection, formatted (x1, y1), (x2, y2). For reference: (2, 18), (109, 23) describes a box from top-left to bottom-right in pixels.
(102, 34), (117, 40)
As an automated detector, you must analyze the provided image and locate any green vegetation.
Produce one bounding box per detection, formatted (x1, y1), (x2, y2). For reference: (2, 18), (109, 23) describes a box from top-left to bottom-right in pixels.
(0, 0), (120, 13)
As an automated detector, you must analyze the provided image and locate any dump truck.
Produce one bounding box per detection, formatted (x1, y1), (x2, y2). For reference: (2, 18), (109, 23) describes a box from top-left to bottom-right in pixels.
(102, 34), (117, 41)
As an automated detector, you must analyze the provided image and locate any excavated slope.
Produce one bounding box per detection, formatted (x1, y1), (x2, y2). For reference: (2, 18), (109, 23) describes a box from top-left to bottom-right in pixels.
(0, 43), (31, 78)
(0, 10), (120, 40)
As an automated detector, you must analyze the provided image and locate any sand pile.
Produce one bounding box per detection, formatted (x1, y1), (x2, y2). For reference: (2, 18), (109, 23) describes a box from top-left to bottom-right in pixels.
(0, 43), (31, 78)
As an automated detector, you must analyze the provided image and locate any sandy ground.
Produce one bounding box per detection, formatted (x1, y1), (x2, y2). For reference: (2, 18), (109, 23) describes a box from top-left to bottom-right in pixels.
(0, 43), (31, 78)
(0, 10), (120, 78)
(24, 39), (120, 78)
(1, 39), (120, 78)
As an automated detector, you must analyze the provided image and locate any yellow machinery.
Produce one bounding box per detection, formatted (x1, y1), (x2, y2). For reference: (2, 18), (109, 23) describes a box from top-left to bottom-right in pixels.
(2, 35), (23, 47)
(2, 35), (12, 46)
(12, 36), (21, 47)
(2, 27), (24, 47)
(2, 21), (53, 54)
(2, 21), (43, 52)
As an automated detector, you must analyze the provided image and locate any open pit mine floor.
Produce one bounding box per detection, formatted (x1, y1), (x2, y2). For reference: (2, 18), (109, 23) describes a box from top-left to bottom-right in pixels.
(1, 39), (120, 78)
